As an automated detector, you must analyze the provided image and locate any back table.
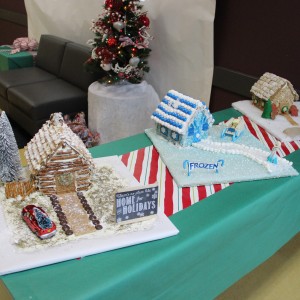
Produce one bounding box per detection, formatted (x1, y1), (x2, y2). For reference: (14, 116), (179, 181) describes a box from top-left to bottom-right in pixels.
(0, 108), (299, 300)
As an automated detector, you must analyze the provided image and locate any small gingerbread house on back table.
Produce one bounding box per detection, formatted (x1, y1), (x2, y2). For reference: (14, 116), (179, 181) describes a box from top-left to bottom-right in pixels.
(250, 72), (299, 115)
(25, 113), (94, 195)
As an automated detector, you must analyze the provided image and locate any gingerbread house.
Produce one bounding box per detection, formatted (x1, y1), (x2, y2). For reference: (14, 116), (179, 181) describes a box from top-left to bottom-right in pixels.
(25, 113), (94, 195)
(151, 90), (214, 147)
(250, 72), (299, 115)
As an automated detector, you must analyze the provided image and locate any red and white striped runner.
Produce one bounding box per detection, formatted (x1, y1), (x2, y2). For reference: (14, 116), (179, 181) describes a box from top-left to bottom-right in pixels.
(120, 116), (300, 217)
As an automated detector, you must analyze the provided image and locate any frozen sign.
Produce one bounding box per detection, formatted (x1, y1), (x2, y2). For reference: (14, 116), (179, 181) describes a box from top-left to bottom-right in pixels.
(115, 184), (158, 224)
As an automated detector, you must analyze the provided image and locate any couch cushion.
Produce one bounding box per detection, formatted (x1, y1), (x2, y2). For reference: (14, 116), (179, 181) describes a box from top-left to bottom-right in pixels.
(36, 35), (70, 76)
(59, 42), (98, 90)
(7, 79), (88, 121)
(8, 104), (47, 137)
(0, 67), (57, 98)
(0, 94), (9, 112)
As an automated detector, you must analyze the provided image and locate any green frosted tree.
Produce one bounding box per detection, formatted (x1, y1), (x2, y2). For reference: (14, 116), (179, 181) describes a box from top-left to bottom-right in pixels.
(261, 98), (272, 119)
(0, 110), (22, 182)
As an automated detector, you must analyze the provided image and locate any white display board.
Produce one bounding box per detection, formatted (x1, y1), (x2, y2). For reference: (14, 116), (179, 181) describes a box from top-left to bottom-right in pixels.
(24, 0), (215, 104)
(0, 156), (179, 275)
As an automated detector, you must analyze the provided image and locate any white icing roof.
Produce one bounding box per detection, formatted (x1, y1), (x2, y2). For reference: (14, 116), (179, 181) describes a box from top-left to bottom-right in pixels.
(250, 72), (299, 100)
(25, 113), (93, 172)
(151, 90), (214, 134)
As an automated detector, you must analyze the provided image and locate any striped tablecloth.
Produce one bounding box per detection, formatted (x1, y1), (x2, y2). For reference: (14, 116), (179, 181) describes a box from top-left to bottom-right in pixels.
(120, 116), (300, 217)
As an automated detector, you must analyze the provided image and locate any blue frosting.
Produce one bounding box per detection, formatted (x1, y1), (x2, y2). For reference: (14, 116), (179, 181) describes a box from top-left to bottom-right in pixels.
(157, 104), (187, 122)
(152, 112), (183, 129)
(162, 98), (192, 115)
(166, 92), (197, 109)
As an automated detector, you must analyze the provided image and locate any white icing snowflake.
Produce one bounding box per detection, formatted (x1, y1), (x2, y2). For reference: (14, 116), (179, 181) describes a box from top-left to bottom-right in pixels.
(161, 127), (166, 133)
(152, 193), (158, 200)
(170, 100), (179, 109)
(171, 132), (178, 140)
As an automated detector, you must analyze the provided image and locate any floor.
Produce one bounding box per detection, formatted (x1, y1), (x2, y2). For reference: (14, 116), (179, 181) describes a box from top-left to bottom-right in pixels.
(217, 232), (300, 300)
(14, 122), (300, 300)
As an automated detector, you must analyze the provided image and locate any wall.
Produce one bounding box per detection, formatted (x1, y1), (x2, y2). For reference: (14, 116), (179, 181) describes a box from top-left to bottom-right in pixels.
(210, 0), (300, 112)
(0, 0), (27, 45)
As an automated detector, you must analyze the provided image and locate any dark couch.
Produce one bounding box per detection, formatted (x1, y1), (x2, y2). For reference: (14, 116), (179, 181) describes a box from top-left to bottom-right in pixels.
(0, 34), (101, 136)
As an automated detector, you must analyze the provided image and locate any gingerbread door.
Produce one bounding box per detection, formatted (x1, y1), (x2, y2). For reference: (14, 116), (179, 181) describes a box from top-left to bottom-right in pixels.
(55, 172), (76, 194)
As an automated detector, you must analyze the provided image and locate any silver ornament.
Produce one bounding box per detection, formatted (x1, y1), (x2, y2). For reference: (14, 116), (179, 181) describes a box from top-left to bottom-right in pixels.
(129, 56), (140, 67)
(101, 63), (112, 71)
(113, 21), (125, 32)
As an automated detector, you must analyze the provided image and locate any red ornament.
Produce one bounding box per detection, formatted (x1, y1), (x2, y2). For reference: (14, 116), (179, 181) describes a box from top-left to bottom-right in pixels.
(138, 15), (150, 27)
(107, 37), (117, 47)
(118, 72), (125, 78)
(101, 49), (113, 63)
(95, 47), (103, 56)
(105, 0), (123, 10)
(131, 47), (137, 54)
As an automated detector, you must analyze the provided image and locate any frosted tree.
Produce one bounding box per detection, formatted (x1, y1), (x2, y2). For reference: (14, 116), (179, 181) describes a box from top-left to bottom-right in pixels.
(0, 111), (22, 182)
(34, 208), (52, 229)
(261, 98), (272, 119)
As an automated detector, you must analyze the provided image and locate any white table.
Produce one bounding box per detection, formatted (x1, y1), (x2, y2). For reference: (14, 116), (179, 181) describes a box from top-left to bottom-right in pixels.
(88, 81), (160, 144)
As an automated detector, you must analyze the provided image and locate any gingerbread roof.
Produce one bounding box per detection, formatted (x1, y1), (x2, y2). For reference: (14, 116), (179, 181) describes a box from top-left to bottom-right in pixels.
(25, 113), (93, 172)
(151, 90), (214, 134)
(250, 72), (299, 101)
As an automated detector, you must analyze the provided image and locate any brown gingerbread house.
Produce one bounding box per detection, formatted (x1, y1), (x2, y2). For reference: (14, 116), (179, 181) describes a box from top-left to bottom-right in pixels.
(250, 72), (299, 115)
(25, 113), (94, 195)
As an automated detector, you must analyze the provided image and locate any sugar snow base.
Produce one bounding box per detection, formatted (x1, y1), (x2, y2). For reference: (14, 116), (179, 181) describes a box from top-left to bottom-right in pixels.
(145, 126), (298, 187)
(0, 156), (179, 275)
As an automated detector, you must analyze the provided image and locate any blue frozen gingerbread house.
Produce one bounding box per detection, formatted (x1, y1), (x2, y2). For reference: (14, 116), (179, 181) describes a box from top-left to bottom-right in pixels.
(151, 90), (214, 147)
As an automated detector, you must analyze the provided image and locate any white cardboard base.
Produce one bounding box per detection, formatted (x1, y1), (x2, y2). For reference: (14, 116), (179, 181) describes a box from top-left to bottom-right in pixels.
(0, 156), (179, 275)
(232, 100), (300, 142)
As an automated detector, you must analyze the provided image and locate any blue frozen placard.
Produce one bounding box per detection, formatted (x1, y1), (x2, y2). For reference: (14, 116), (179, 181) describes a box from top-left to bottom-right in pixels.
(115, 184), (158, 224)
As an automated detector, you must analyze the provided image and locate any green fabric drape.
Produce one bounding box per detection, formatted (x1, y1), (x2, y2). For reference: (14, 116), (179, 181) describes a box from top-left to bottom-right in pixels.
(1, 108), (299, 300)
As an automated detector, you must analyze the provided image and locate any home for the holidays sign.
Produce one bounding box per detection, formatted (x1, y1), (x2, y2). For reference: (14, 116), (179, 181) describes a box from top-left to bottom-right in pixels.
(115, 184), (158, 224)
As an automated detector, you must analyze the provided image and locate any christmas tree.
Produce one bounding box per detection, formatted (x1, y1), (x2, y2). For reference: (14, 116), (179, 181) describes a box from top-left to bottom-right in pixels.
(34, 207), (52, 229)
(0, 111), (22, 182)
(261, 98), (272, 119)
(85, 0), (152, 85)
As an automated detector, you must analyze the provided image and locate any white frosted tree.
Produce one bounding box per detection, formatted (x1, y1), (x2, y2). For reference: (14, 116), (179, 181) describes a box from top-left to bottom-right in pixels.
(0, 111), (22, 182)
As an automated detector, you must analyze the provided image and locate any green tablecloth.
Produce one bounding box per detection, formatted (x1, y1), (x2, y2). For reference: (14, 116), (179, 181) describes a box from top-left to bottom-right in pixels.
(0, 46), (34, 71)
(1, 108), (299, 300)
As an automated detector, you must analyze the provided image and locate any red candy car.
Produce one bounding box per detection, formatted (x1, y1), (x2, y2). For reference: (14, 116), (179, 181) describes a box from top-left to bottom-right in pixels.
(22, 205), (56, 239)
